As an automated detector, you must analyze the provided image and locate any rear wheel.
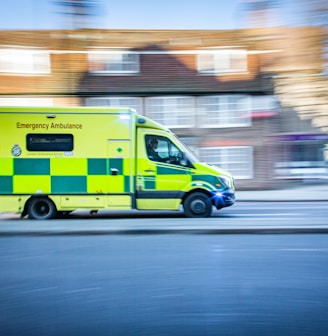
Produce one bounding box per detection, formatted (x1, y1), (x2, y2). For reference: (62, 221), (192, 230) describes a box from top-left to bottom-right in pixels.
(183, 192), (212, 218)
(28, 198), (57, 220)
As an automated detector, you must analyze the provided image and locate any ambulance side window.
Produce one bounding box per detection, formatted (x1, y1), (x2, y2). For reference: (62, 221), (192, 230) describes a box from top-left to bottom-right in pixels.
(145, 135), (186, 166)
(27, 134), (73, 151)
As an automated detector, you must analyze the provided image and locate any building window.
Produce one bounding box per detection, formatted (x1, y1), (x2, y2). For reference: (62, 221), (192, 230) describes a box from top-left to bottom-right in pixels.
(252, 96), (276, 111)
(322, 38), (328, 76)
(197, 49), (247, 74)
(86, 97), (143, 114)
(88, 50), (139, 74)
(275, 142), (328, 179)
(197, 95), (251, 127)
(199, 146), (253, 179)
(27, 134), (73, 152)
(145, 96), (195, 128)
(0, 98), (53, 106)
(251, 95), (278, 115)
(0, 48), (50, 74)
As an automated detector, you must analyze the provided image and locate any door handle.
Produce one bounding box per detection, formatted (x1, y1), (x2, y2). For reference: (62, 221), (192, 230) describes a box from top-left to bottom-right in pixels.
(144, 169), (155, 173)
(111, 168), (119, 175)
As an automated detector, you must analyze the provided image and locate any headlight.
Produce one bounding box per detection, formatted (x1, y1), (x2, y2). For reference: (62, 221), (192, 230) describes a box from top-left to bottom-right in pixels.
(219, 175), (233, 189)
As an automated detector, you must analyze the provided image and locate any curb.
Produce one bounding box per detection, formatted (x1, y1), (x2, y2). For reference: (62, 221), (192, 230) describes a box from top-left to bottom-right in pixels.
(1, 227), (328, 236)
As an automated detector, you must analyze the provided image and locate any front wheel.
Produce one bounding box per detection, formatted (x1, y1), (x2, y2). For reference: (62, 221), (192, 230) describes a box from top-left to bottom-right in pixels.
(28, 197), (57, 220)
(183, 192), (212, 218)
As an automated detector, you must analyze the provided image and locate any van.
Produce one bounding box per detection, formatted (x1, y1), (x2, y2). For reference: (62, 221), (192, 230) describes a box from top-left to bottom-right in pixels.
(0, 106), (235, 219)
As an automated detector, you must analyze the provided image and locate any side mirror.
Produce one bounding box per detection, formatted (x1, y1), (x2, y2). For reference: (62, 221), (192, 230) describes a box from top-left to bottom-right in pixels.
(180, 158), (187, 166)
(180, 152), (191, 167)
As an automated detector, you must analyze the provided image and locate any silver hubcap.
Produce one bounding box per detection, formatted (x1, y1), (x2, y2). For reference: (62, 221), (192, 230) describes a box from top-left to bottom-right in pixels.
(35, 202), (50, 216)
(190, 199), (206, 214)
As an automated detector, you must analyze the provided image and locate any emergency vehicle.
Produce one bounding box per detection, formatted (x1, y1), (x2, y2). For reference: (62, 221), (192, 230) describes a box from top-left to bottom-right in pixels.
(0, 106), (235, 219)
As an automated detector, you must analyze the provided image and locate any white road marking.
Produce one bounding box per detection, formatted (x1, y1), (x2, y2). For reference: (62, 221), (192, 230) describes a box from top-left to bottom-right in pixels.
(64, 287), (101, 294)
(20, 286), (58, 294)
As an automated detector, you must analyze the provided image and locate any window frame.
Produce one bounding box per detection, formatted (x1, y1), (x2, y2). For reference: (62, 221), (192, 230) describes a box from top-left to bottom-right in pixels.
(145, 96), (195, 128)
(145, 134), (187, 167)
(0, 48), (51, 75)
(0, 98), (53, 106)
(197, 49), (247, 75)
(197, 95), (251, 128)
(199, 146), (253, 179)
(322, 38), (328, 76)
(88, 50), (140, 74)
(85, 96), (143, 114)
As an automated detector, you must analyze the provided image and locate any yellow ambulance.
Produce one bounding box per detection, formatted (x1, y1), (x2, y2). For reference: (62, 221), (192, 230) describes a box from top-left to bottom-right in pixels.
(0, 106), (235, 219)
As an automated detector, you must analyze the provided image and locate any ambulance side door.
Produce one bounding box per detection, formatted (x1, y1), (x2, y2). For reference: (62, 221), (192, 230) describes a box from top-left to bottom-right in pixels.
(136, 129), (192, 210)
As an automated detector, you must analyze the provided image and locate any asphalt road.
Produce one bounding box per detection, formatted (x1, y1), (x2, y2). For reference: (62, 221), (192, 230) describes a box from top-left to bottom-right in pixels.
(1, 202), (328, 336)
(0, 201), (328, 234)
(1, 233), (328, 336)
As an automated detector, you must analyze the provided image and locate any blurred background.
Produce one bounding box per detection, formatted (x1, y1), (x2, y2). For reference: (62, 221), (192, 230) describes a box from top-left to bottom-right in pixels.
(1, 4), (328, 336)
(1, 0), (328, 190)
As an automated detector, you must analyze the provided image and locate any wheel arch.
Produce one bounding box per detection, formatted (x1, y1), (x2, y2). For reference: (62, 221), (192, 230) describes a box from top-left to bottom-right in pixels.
(182, 189), (213, 218)
(182, 188), (213, 205)
(22, 195), (57, 219)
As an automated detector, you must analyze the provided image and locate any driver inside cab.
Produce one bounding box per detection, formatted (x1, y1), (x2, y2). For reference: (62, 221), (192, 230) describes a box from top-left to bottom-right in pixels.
(147, 138), (162, 161)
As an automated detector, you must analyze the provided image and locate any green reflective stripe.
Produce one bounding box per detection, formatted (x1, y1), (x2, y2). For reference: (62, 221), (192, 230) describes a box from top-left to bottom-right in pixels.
(5, 157), (134, 195)
(14, 158), (50, 175)
(157, 166), (190, 175)
(137, 191), (184, 199)
(144, 176), (156, 189)
(191, 182), (216, 191)
(124, 176), (131, 193)
(192, 175), (220, 186)
(0, 176), (13, 193)
(88, 159), (107, 175)
(51, 176), (87, 193)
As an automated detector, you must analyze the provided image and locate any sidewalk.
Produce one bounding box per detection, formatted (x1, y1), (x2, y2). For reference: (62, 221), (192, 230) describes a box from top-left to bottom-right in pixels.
(237, 181), (328, 202)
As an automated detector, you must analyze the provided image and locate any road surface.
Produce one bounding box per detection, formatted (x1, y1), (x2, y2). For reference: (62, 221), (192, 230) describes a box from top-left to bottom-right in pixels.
(1, 202), (328, 335)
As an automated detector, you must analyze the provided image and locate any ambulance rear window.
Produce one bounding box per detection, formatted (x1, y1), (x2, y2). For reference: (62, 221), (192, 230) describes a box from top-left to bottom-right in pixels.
(27, 134), (73, 151)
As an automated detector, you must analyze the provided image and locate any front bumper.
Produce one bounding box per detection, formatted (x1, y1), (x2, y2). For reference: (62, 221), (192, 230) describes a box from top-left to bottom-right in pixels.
(212, 188), (235, 209)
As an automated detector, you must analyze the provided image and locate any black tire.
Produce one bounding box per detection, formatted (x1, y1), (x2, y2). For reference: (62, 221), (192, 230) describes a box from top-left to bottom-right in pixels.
(183, 192), (212, 218)
(28, 198), (57, 220)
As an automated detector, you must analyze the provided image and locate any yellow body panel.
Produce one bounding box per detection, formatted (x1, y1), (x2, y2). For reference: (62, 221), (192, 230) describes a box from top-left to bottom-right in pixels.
(60, 195), (105, 208)
(0, 158), (13, 175)
(106, 195), (131, 208)
(0, 196), (29, 213)
(51, 158), (87, 175)
(136, 199), (180, 210)
(13, 176), (51, 194)
(0, 196), (21, 213)
(156, 174), (191, 190)
(88, 176), (126, 193)
(0, 107), (137, 215)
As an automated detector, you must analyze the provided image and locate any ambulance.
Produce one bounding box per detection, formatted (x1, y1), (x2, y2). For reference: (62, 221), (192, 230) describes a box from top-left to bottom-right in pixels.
(0, 106), (235, 219)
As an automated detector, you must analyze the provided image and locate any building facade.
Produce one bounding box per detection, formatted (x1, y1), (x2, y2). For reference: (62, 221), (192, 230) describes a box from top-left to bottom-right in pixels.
(0, 28), (327, 189)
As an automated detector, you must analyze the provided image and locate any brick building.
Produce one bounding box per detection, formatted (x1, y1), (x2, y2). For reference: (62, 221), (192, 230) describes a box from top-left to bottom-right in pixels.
(0, 27), (327, 189)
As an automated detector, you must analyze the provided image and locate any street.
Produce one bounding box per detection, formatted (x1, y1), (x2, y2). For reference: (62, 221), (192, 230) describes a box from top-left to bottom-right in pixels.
(0, 201), (328, 234)
(1, 202), (328, 336)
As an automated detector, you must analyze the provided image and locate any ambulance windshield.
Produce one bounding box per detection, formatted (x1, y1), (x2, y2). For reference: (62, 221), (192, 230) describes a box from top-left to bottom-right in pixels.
(173, 135), (200, 163)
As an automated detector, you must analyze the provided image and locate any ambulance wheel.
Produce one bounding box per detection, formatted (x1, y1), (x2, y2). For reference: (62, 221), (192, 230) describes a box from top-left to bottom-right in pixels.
(28, 197), (57, 220)
(183, 192), (212, 218)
